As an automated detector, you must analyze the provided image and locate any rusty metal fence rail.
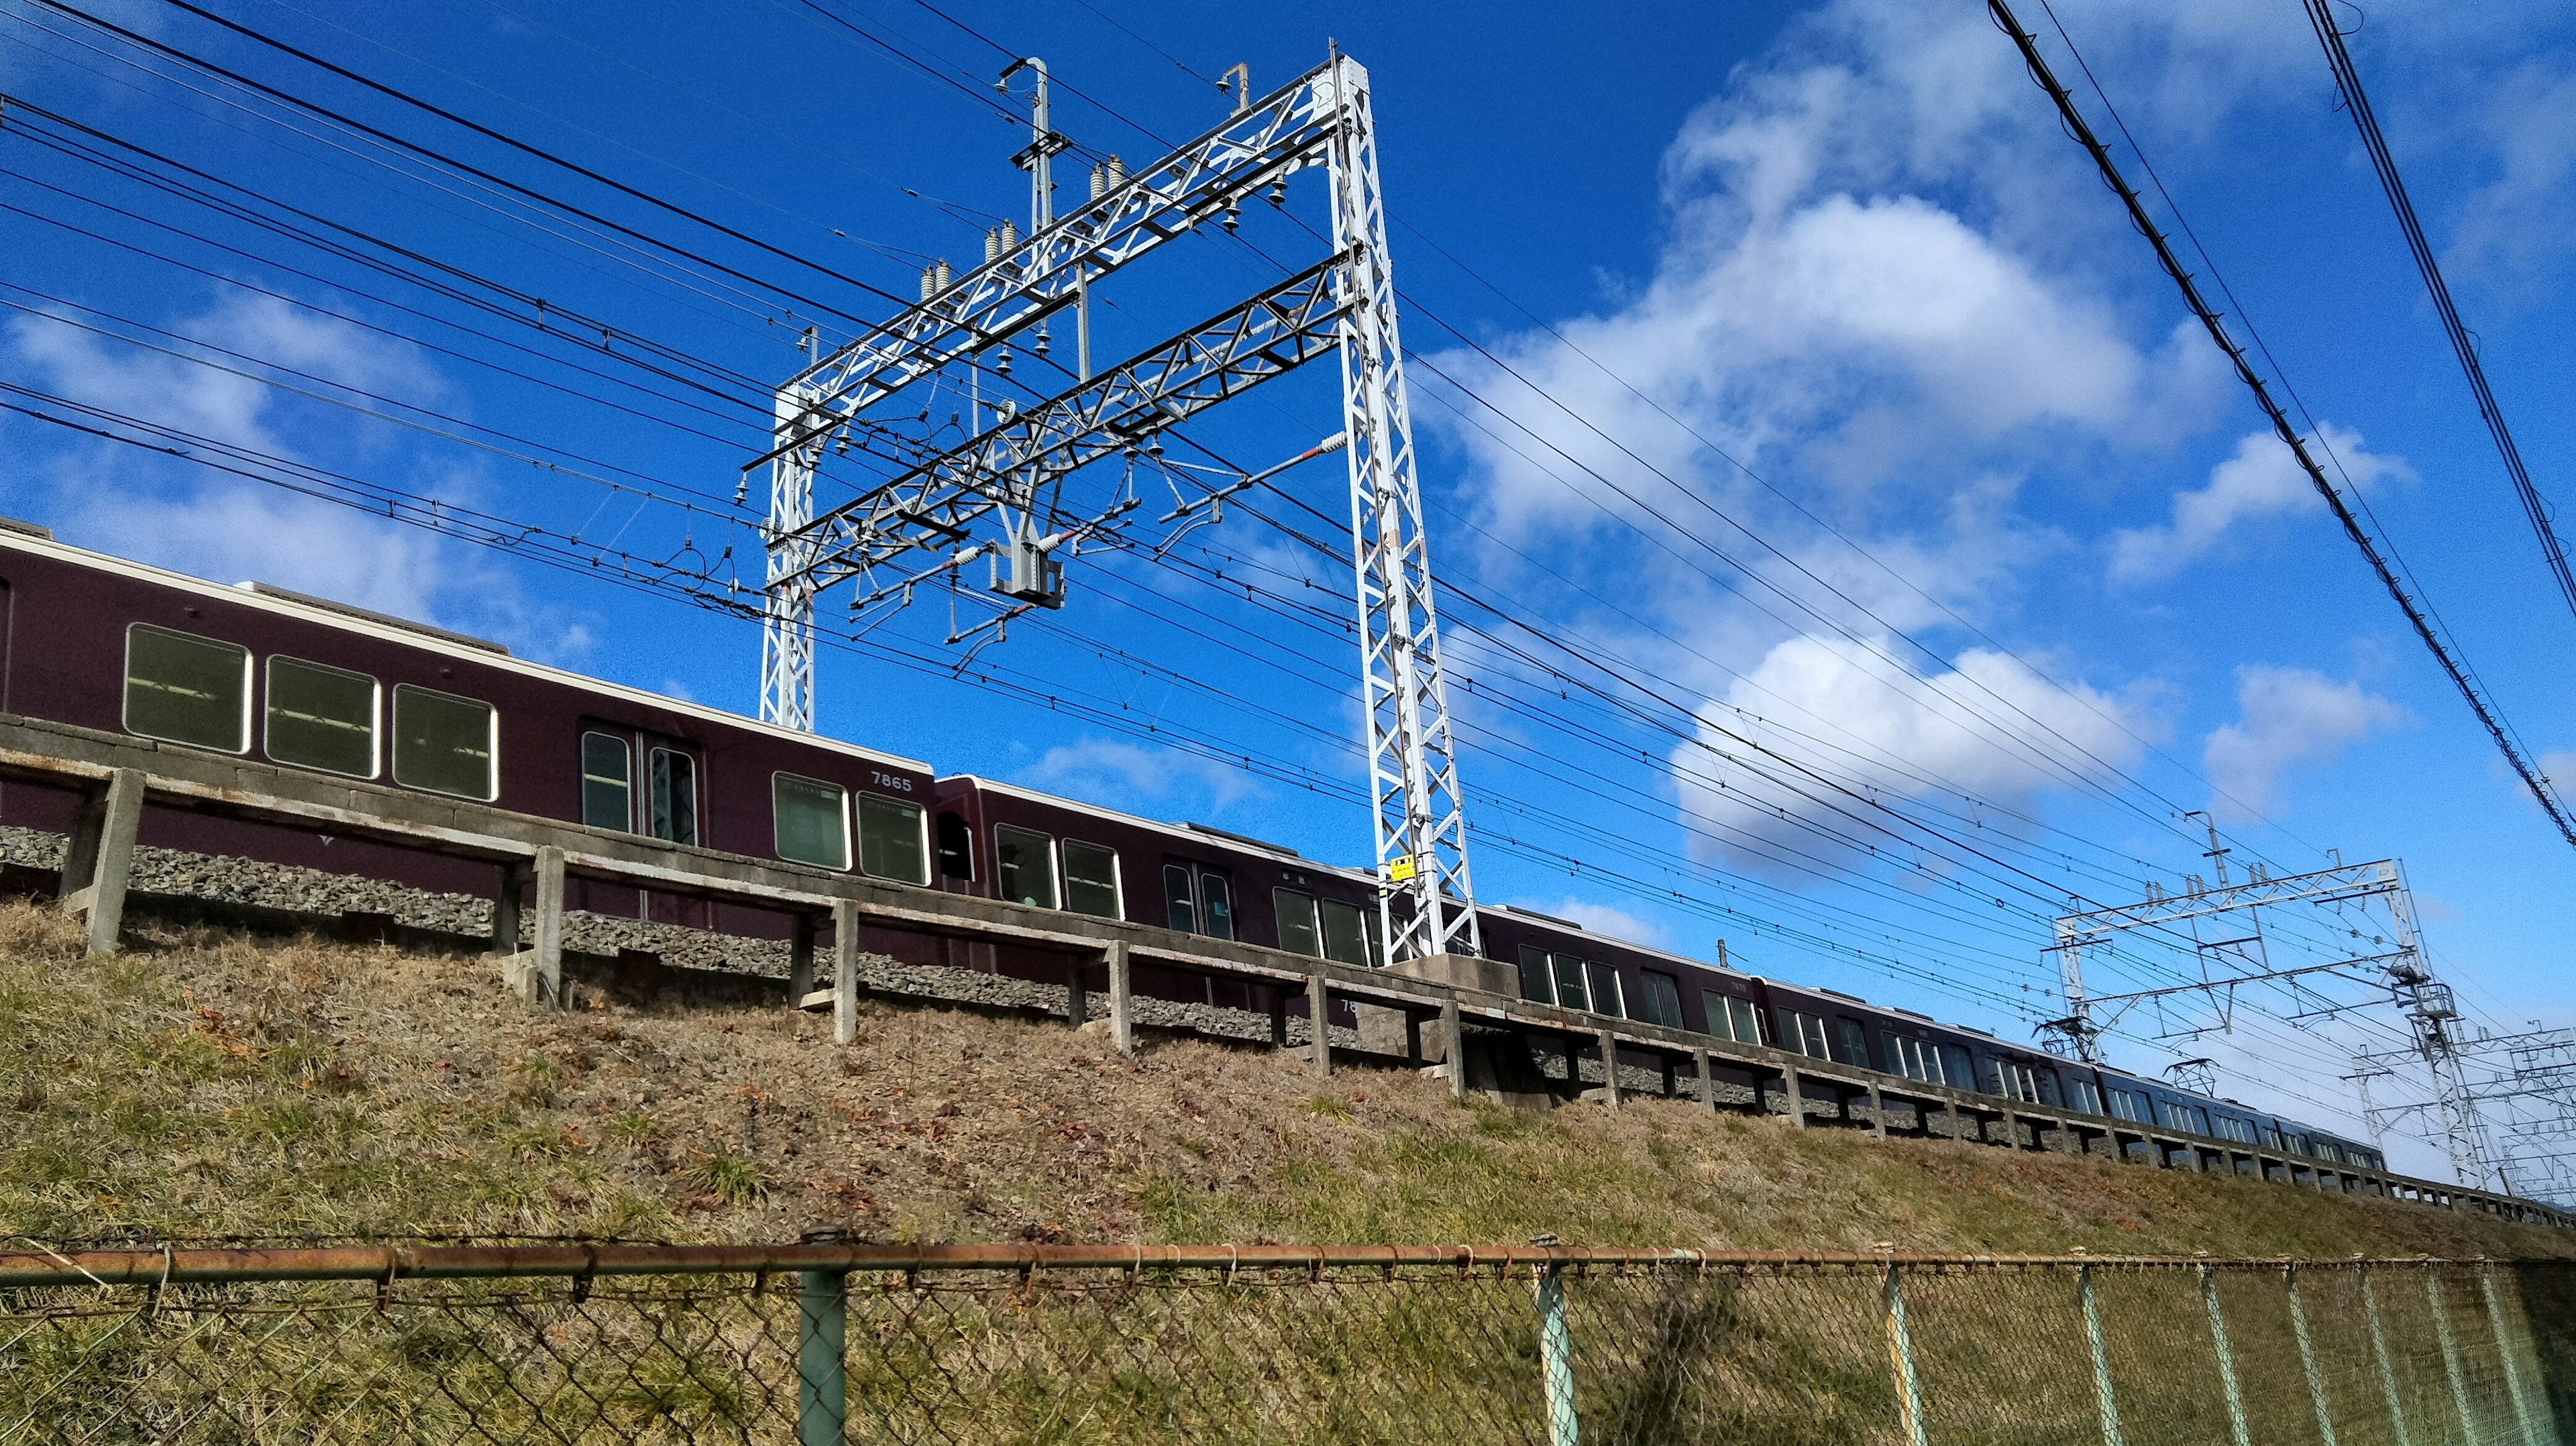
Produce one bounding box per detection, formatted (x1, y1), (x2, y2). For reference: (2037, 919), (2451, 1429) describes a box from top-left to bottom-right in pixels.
(2, 1241), (2571, 1443)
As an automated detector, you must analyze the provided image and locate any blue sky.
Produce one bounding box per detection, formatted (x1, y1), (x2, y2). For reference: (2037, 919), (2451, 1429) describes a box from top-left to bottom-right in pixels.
(4, 0), (2575, 1180)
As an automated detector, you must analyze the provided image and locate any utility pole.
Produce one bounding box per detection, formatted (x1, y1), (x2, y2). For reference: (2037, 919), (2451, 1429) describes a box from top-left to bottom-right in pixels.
(750, 52), (1480, 963)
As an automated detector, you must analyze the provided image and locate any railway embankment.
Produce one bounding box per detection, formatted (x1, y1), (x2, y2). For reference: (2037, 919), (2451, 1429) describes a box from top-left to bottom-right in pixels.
(3, 889), (2567, 1261)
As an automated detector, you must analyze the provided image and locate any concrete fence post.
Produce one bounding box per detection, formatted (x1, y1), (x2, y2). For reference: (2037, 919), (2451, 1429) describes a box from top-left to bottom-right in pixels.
(1440, 997), (1465, 1101)
(1866, 1082), (1888, 1139)
(2479, 1264), (2543, 1446)
(1883, 1262), (1928, 1446)
(1694, 1048), (1715, 1112)
(59, 767), (145, 957)
(796, 1231), (848, 1446)
(1534, 1265), (1579, 1446)
(2080, 1263), (2127, 1446)
(787, 913), (817, 1007)
(2361, 1265), (2414, 1446)
(1595, 1029), (1620, 1109)
(529, 845), (566, 1009)
(490, 862), (523, 960)
(2424, 1267), (2477, 1446)
(831, 899), (860, 1046)
(2200, 1263), (2253, 1446)
(1106, 941), (1134, 1060)
(2287, 1265), (2342, 1446)
(1063, 952), (1089, 1029)
(1307, 972), (1331, 1078)
(1780, 1062), (1807, 1130)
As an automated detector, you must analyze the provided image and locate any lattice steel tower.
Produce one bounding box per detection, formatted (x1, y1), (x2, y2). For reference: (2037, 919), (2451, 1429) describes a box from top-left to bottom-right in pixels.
(752, 53), (1479, 963)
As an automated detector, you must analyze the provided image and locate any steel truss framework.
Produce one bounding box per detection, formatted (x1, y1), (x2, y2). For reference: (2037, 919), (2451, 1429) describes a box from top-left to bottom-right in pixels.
(2047, 856), (2497, 1189)
(755, 54), (1481, 963)
(2352, 1023), (2576, 1205)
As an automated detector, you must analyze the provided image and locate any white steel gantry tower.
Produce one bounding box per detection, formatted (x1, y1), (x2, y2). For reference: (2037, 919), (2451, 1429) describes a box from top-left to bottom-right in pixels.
(753, 53), (1481, 964)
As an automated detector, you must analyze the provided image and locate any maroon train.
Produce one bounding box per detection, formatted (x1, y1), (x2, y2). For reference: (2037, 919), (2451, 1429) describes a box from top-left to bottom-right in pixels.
(0, 522), (2385, 1174)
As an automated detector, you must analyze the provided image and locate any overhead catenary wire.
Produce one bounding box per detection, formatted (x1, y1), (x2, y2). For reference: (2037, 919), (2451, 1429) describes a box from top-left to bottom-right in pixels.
(1986, 0), (2576, 854)
(2300, 0), (2576, 626)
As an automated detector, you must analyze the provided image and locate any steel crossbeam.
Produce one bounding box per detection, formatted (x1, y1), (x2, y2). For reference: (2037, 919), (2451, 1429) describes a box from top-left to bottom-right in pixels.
(769, 256), (1350, 594)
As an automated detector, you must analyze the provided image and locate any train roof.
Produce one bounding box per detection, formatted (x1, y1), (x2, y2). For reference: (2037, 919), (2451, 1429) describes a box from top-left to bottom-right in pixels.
(0, 528), (934, 775)
(945, 775), (1346, 872)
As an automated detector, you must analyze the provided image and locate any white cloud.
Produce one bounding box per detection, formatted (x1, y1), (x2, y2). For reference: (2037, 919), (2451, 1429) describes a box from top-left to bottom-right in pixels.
(1508, 897), (1668, 949)
(2203, 665), (2409, 820)
(1, 288), (592, 661)
(2447, 58), (2576, 294)
(1676, 636), (2149, 879)
(2107, 423), (2410, 583)
(1014, 736), (1261, 815)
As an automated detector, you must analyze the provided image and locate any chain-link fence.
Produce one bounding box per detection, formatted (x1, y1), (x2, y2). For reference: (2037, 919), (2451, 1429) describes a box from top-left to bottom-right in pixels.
(2, 1241), (2569, 1443)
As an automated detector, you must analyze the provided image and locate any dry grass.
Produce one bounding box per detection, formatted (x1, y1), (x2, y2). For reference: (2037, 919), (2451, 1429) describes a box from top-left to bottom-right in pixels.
(1, 897), (2567, 1259)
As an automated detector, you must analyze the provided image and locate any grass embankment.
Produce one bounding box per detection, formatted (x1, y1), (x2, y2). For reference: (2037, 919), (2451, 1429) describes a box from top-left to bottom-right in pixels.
(1, 897), (2565, 1260)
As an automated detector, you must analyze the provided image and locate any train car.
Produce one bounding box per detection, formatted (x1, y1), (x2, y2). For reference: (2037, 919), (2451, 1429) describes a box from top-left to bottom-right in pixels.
(925, 775), (1381, 1025)
(0, 522), (938, 938)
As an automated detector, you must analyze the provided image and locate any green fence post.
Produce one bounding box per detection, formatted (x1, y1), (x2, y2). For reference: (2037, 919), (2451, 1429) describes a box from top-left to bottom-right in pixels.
(2288, 1265), (2342, 1446)
(2361, 1264), (2414, 1446)
(1536, 1264), (1579, 1446)
(2480, 1264), (2542, 1446)
(2423, 1266), (2478, 1446)
(2080, 1264), (2127, 1446)
(2200, 1264), (2253, 1446)
(798, 1231), (849, 1446)
(1882, 1262), (1928, 1446)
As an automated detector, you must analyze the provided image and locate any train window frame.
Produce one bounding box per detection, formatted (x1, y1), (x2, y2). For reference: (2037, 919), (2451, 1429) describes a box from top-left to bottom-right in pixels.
(580, 732), (633, 831)
(1835, 1018), (1872, 1070)
(2071, 1079), (2104, 1116)
(123, 622), (252, 755)
(1782, 1009), (1830, 1060)
(855, 791), (929, 885)
(1585, 961), (1625, 1019)
(1517, 946), (1554, 1003)
(1318, 898), (1370, 967)
(1062, 840), (1122, 920)
(1988, 1059), (2040, 1103)
(647, 746), (698, 847)
(1274, 887), (1322, 957)
(1637, 970), (1684, 1031)
(996, 824), (1061, 909)
(1163, 865), (1198, 934)
(389, 683), (498, 801)
(263, 655), (378, 779)
(1198, 869), (1235, 942)
(770, 772), (850, 871)
(935, 814), (974, 881)
(1550, 953), (1591, 1013)
(1892, 1037), (1941, 1085)
(2261, 1125), (2284, 1152)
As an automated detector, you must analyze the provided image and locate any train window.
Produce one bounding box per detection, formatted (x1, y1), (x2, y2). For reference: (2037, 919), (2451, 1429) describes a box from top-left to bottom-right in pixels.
(936, 814), (973, 880)
(1892, 1037), (1941, 1084)
(2105, 1089), (2143, 1123)
(996, 825), (1059, 908)
(1835, 1019), (1872, 1070)
(648, 748), (698, 846)
(1550, 953), (1591, 1013)
(1063, 840), (1121, 919)
(2070, 1079), (2104, 1115)
(1275, 888), (1322, 956)
(264, 657), (376, 777)
(2189, 1105), (2211, 1136)
(1199, 871), (1234, 941)
(581, 732), (632, 830)
(124, 623), (250, 753)
(390, 685), (496, 800)
(2288, 1133), (2310, 1156)
(1701, 992), (1762, 1046)
(1638, 970), (1684, 1030)
(1507, 943), (1546, 997)
(2033, 1069), (2061, 1108)
(1987, 1060), (2040, 1103)
(1782, 1010), (1830, 1060)
(1164, 865), (1198, 934)
(2261, 1125), (2284, 1152)
(771, 773), (849, 871)
(1319, 899), (1371, 967)
(856, 793), (928, 884)
(1939, 1044), (1974, 1089)
(1586, 962), (1625, 1019)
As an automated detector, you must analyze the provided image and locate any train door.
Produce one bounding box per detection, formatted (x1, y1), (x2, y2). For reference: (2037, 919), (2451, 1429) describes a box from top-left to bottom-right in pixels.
(576, 721), (707, 927)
